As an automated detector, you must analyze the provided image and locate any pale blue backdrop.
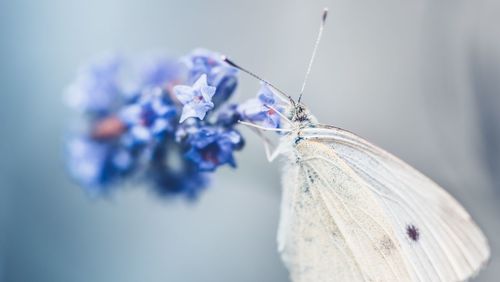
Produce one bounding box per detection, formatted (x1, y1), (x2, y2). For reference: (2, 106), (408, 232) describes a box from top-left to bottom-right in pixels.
(1, 0), (499, 281)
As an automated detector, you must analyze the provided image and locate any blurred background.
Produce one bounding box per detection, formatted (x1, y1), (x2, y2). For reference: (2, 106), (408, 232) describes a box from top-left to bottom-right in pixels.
(1, 0), (499, 281)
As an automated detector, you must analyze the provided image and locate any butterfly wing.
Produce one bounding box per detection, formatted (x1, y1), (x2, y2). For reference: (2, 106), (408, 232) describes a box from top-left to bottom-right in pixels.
(278, 160), (367, 281)
(284, 124), (490, 281)
(279, 136), (417, 281)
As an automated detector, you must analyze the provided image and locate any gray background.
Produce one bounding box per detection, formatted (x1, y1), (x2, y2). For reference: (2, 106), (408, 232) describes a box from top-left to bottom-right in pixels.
(1, 0), (499, 281)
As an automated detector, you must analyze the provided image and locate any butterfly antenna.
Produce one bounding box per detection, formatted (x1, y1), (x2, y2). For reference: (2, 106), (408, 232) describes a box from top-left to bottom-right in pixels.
(222, 56), (295, 105)
(297, 8), (328, 103)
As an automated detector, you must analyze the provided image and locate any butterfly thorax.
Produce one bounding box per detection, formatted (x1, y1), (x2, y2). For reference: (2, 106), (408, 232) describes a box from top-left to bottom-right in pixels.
(275, 103), (319, 160)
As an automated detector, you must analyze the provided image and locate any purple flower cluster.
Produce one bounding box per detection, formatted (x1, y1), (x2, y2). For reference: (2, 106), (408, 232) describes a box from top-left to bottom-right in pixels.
(65, 49), (282, 199)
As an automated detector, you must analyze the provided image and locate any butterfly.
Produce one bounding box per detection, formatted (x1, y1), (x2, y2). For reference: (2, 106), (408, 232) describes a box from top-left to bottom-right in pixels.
(224, 8), (490, 282)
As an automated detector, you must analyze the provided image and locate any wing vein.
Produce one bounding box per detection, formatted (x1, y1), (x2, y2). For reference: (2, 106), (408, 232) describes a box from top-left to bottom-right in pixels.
(337, 140), (483, 275)
(303, 158), (404, 281)
(300, 166), (366, 282)
(299, 127), (489, 280)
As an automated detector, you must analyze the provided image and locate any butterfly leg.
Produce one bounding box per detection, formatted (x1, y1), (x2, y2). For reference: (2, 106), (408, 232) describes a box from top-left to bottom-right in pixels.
(263, 137), (281, 162)
(246, 127), (281, 162)
(263, 104), (294, 127)
(237, 120), (291, 133)
(238, 121), (285, 162)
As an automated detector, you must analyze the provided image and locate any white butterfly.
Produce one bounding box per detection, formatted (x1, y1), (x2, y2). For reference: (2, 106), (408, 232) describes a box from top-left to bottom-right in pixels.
(225, 8), (490, 282)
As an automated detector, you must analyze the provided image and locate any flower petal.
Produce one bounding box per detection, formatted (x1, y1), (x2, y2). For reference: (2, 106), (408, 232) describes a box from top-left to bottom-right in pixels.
(173, 85), (195, 104)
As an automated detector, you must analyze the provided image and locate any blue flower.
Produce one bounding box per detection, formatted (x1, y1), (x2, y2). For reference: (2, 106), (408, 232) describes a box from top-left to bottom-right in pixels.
(237, 83), (283, 128)
(153, 168), (208, 199)
(183, 126), (244, 171)
(144, 139), (209, 199)
(65, 49), (243, 200)
(138, 55), (182, 89)
(66, 137), (134, 194)
(90, 116), (126, 140)
(119, 88), (178, 146)
(216, 103), (241, 127)
(182, 49), (238, 108)
(174, 74), (216, 123)
(65, 53), (125, 116)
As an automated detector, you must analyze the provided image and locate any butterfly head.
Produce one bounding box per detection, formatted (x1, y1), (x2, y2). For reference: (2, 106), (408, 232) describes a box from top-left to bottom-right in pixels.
(290, 102), (316, 127)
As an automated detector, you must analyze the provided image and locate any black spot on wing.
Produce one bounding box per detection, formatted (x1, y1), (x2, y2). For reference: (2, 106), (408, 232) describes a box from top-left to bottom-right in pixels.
(406, 224), (420, 241)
